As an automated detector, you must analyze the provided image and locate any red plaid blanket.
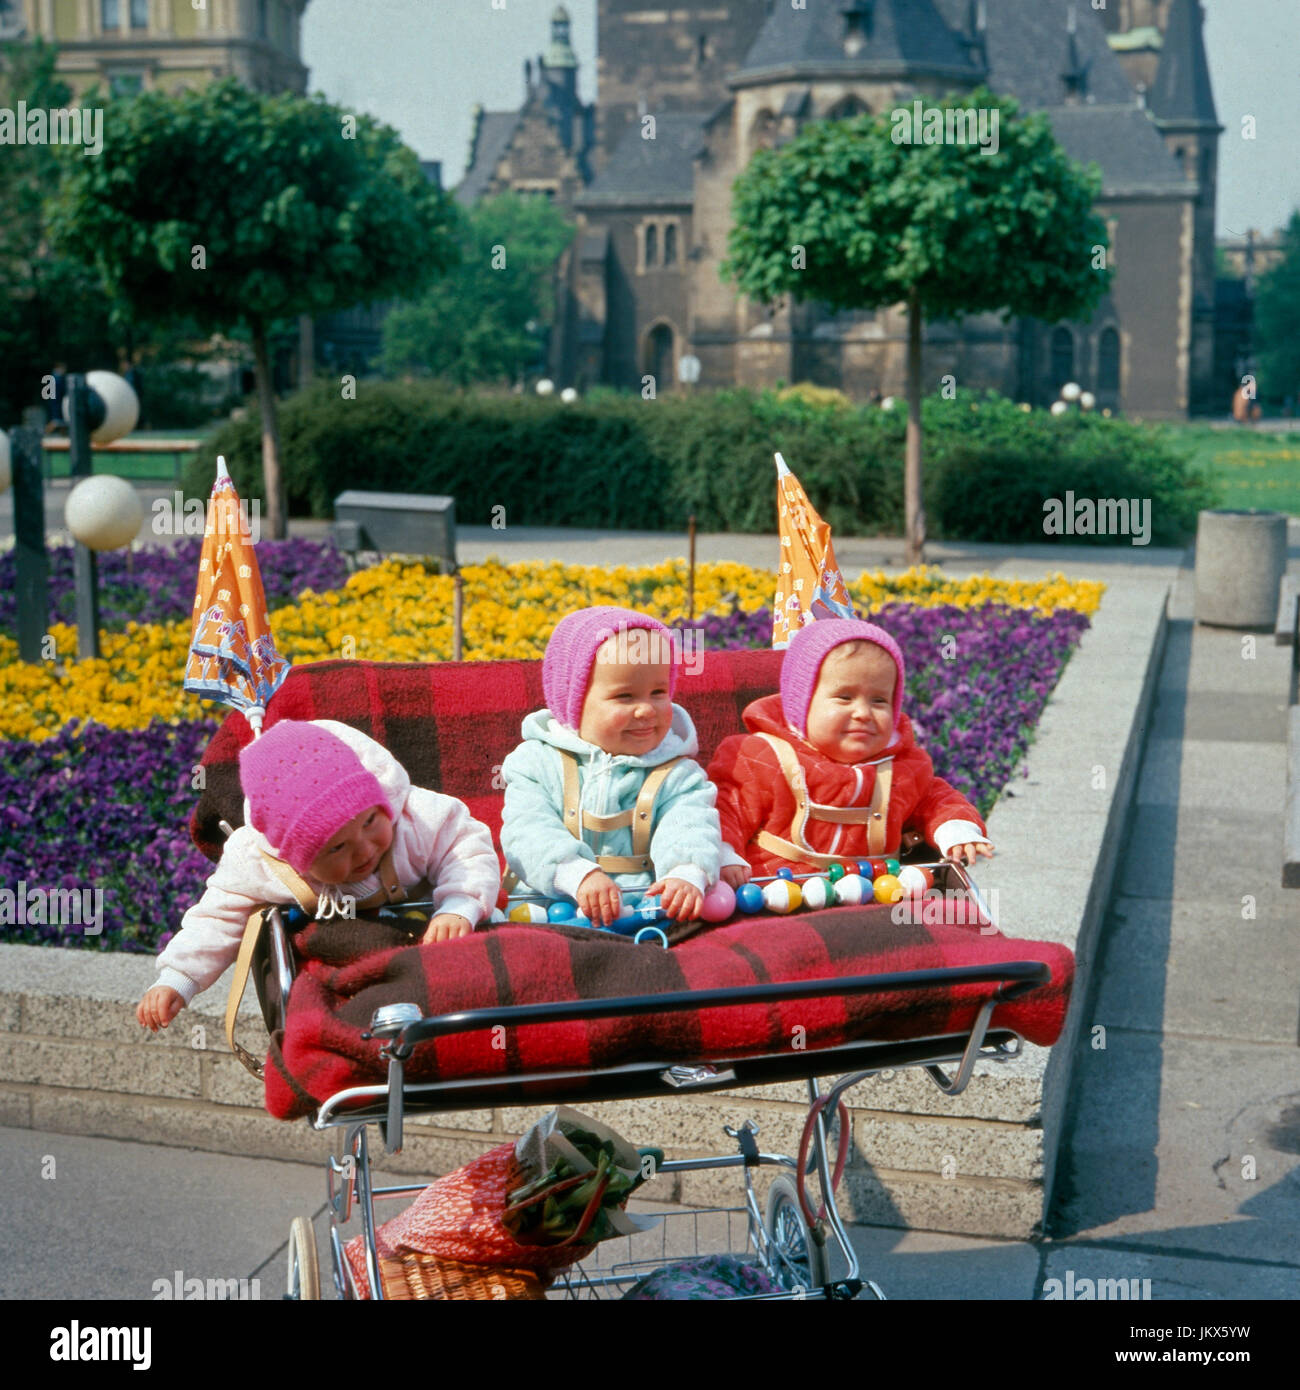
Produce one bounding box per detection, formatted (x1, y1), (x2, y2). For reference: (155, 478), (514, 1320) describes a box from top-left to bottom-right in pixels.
(263, 907), (1072, 1120)
(188, 654), (1074, 1119)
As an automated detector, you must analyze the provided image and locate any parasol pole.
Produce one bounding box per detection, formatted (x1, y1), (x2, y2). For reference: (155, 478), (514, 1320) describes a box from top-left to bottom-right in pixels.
(687, 514), (696, 622)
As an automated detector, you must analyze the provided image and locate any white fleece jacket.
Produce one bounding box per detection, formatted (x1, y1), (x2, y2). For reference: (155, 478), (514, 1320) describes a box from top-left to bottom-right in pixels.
(156, 720), (501, 1005)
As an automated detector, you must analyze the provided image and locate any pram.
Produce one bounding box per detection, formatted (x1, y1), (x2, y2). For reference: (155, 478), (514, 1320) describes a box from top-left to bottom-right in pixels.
(193, 652), (1072, 1302)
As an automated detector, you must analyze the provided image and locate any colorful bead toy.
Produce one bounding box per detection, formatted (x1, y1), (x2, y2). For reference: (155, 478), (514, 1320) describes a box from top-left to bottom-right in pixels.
(831, 873), (872, 905)
(735, 882), (766, 914)
(872, 873), (904, 905)
(895, 865), (933, 897)
(800, 877), (835, 911)
(762, 880), (803, 914)
(700, 880), (737, 922)
(503, 855), (949, 931)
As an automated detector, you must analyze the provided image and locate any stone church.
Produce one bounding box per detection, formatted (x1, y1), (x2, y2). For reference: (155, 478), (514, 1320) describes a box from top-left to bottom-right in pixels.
(457, 0), (1222, 418)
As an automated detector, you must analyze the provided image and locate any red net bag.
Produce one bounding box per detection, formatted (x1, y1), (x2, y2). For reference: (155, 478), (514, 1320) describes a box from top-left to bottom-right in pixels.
(344, 1141), (597, 1298)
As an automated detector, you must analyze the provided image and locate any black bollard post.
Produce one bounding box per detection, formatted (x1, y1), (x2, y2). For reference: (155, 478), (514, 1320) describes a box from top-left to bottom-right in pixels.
(67, 375), (104, 662)
(11, 427), (50, 665)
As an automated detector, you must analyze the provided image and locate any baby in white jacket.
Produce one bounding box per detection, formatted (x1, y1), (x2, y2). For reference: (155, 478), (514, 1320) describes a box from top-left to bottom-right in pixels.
(136, 718), (501, 1032)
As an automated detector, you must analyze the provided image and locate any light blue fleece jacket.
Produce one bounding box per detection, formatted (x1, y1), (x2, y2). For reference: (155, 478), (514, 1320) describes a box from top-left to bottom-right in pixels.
(500, 704), (723, 902)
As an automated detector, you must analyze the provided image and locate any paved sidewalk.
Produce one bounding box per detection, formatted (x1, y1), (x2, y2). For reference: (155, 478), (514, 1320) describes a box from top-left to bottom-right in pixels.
(3, 503), (1297, 1299)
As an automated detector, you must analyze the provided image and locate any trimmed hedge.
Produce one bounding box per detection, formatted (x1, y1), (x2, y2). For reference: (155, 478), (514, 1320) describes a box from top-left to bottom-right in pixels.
(187, 382), (1216, 544)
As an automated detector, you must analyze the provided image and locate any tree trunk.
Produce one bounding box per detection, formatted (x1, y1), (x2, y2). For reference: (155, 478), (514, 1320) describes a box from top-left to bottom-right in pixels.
(251, 327), (286, 539)
(298, 313), (315, 392)
(904, 290), (926, 566)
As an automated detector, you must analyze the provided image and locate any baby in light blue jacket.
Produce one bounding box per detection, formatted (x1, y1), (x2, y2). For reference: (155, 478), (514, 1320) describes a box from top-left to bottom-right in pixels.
(500, 606), (724, 926)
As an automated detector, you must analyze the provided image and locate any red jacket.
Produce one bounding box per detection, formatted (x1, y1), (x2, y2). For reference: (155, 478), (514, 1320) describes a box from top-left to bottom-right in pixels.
(707, 695), (986, 876)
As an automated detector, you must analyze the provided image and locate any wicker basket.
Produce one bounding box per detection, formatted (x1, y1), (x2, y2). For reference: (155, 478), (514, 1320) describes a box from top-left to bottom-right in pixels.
(377, 1251), (552, 1301)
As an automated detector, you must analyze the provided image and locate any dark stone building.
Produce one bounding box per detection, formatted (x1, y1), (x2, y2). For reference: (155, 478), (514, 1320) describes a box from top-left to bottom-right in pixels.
(459, 0), (1224, 418)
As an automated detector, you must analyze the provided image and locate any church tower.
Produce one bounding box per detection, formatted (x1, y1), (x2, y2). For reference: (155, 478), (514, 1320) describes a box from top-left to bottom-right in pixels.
(595, 0), (772, 162)
(1148, 0), (1220, 410)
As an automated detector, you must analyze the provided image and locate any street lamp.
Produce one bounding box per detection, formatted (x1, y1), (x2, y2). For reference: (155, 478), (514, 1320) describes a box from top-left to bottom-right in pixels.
(9, 369), (140, 663)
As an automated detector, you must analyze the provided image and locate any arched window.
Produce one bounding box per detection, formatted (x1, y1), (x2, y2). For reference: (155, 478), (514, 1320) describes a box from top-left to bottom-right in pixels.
(1098, 327), (1121, 394)
(827, 95), (869, 121)
(644, 223), (658, 269)
(645, 323), (674, 386)
(1050, 327), (1075, 390)
(750, 109), (778, 150)
(664, 223), (677, 266)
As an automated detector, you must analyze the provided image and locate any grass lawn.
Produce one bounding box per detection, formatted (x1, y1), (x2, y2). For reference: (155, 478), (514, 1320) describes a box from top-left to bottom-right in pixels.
(1161, 423), (1300, 517)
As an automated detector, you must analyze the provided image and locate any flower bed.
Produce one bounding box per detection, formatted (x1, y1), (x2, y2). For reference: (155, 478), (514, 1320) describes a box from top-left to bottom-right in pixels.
(0, 551), (1101, 950)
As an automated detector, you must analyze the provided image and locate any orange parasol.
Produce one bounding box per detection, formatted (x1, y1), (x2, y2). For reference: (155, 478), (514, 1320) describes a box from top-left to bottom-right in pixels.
(772, 452), (858, 648)
(183, 456), (290, 735)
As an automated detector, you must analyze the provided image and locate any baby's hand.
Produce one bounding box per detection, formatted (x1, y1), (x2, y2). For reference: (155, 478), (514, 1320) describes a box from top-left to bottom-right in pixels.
(645, 878), (704, 922)
(576, 871), (622, 928)
(137, 986), (184, 1032)
(422, 913), (473, 944)
(720, 863), (752, 889)
(946, 841), (994, 867)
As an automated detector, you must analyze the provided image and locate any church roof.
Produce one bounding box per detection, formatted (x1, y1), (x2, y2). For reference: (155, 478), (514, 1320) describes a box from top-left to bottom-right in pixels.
(575, 112), (710, 207)
(1148, 0), (1219, 127)
(932, 0), (1134, 109)
(1043, 104), (1187, 196)
(732, 0), (982, 84)
(454, 109), (523, 207)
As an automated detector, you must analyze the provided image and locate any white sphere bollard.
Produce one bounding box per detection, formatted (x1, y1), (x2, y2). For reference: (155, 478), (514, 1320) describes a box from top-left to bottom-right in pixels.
(62, 370), (140, 443)
(880, 396), (896, 411)
(65, 475), (144, 551)
(1079, 391), (1096, 412)
(1194, 510), (1288, 629)
(560, 387), (578, 403)
(0, 432), (10, 493)
(1050, 400), (1069, 417)
(535, 378), (555, 396)
(1060, 381), (1082, 404)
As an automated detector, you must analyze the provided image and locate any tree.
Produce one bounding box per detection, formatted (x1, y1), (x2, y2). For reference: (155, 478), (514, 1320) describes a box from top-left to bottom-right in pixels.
(47, 79), (459, 536)
(0, 39), (117, 424)
(1253, 210), (1300, 406)
(722, 89), (1112, 563)
(380, 192), (575, 386)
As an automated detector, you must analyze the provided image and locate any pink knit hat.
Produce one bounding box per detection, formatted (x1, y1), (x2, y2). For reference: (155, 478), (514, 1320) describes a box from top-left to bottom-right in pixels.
(543, 606), (680, 731)
(239, 720), (391, 877)
(779, 619), (906, 739)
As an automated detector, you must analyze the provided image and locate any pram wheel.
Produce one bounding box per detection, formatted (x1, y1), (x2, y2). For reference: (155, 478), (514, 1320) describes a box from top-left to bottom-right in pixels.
(764, 1176), (828, 1293)
(286, 1215), (320, 1300)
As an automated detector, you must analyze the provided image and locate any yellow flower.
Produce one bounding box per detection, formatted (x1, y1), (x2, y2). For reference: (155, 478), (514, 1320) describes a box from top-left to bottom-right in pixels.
(0, 561), (1102, 741)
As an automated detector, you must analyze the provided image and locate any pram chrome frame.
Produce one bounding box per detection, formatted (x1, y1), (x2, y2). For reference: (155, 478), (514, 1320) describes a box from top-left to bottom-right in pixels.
(271, 859), (1043, 1301)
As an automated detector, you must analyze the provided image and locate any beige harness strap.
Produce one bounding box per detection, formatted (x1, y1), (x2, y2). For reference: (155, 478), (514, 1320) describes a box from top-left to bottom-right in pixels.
(557, 750), (682, 874)
(753, 732), (893, 863)
(225, 907), (269, 1078)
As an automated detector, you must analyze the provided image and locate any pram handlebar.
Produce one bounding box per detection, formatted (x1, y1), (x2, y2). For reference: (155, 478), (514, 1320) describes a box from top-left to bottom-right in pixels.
(377, 960), (1050, 1061)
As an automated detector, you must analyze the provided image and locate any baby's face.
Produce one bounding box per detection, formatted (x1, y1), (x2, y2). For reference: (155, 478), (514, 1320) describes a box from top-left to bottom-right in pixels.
(578, 636), (673, 755)
(804, 647), (896, 764)
(309, 805), (393, 884)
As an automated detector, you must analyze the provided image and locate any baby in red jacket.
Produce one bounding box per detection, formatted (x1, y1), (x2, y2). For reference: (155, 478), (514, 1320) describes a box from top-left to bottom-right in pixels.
(708, 618), (994, 885)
